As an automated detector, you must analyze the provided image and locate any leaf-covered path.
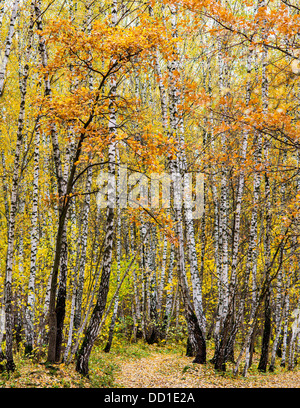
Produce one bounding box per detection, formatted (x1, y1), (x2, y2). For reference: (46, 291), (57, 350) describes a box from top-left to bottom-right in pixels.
(2, 343), (300, 388)
(114, 352), (300, 388)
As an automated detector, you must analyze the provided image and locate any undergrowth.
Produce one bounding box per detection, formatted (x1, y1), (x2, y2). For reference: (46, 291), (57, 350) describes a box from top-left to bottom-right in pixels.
(1, 337), (300, 388)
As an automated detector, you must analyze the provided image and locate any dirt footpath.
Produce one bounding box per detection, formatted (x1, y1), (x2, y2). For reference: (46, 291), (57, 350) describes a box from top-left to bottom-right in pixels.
(114, 352), (300, 388)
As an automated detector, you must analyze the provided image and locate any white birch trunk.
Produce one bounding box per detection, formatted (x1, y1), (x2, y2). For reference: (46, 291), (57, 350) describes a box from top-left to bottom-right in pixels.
(168, 3), (206, 338)
(4, 2), (34, 368)
(281, 291), (289, 367)
(63, 254), (78, 362)
(158, 236), (168, 314)
(243, 52), (263, 375)
(73, 165), (93, 330)
(213, 36), (229, 352)
(140, 220), (149, 338)
(163, 243), (175, 335)
(257, 7), (272, 372)
(230, 50), (253, 291)
(25, 124), (40, 353)
(269, 271), (285, 371)
(104, 146), (122, 351)
(0, 0), (20, 96)
(154, 52), (169, 130)
(75, 0), (118, 376)
(1, 151), (10, 220)
(130, 223), (141, 320)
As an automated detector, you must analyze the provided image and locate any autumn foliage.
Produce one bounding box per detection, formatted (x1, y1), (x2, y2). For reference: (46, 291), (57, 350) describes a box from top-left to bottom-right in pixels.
(0, 0), (300, 383)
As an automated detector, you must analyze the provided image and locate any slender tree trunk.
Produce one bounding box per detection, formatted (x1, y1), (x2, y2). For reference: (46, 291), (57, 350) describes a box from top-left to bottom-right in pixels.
(162, 243), (175, 337)
(258, 288), (271, 371)
(1, 151), (9, 221)
(24, 123), (40, 355)
(54, 223), (68, 362)
(158, 236), (168, 315)
(4, 4), (34, 368)
(104, 147), (122, 353)
(67, 246), (103, 364)
(75, 0), (118, 376)
(75, 142), (115, 376)
(74, 165), (93, 331)
(140, 221), (148, 341)
(63, 250), (78, 361)
(130, 223), (141, 327)
(167, 4), (206, 361)
(269, 275), (286, 371)
(281, 291), (289, 367)
(145, 227), (160, 344)
(214, 47), (253, 372)
(34, 0), (68, 363)
(73, 3), (94, 332)
(0, 0), (20, 96)
(213, 34), (231, 371)
(53, 133), (76, 362)
(258, 6), (271, 371)
(288, 308), (300, 371)
(234, 233), (287, 375)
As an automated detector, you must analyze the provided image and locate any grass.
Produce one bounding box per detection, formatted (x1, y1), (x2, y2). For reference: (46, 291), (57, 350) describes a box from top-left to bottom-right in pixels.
(0, 350), (90, 388)
(88, 338), (185, 387)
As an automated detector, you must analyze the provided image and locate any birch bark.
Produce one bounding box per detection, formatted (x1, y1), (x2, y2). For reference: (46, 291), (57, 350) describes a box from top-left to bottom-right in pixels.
(24, 124), (40, 354)
(242, 40), (264, 377)
(269, 269), (285, 371)
(167, 4), (206, 360)
(213, 34), (231, 370)
(280, 291), (289, 367)
(73, 164), (93, 330)
(130, 223), (141, 323)
(0, 0), (20, 96)
(258, 3), (272, 371)
(158, 236), (168, 315)
(162, 243), (175, 337)
(214, 47), (254, 372)
(68, 3), (94, 348)
(104, 147), (122, 352)
(75, 89), (116, 376)
(34, 0), (68, 363)
(4, 1), (34, 369)
(75, 0), (118, 377)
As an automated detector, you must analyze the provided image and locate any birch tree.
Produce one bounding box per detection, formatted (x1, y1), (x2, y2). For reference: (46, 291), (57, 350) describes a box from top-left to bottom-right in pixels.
(3, 0), (34, 370)
(0, 0), (20, 96)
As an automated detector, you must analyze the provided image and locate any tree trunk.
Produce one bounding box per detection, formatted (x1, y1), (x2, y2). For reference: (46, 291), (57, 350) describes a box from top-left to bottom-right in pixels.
(25, 123), (40, 355)
(258, 288), (271, 372)
(258, 9), (271, 372)
(74, 165), (93, 331)
(4, 4), (34, 368)
(281, 292), (289, 367)
(75, 1), (118, 376)
(75, 165), (115, 375)
(0, 0), (20, 95)
(162, 243), (175, 337)
(104, 147), (122, 353)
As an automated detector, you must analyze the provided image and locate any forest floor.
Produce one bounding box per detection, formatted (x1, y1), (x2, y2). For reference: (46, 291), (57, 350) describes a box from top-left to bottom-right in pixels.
(113, 349), (300, 388)
(2, 340), (300, 388)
